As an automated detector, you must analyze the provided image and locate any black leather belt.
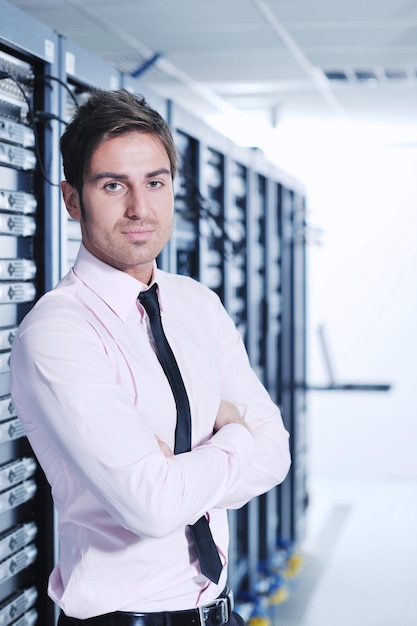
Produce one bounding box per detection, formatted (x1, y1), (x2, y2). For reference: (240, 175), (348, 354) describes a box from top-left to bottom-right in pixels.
(58, 587), (234, 626)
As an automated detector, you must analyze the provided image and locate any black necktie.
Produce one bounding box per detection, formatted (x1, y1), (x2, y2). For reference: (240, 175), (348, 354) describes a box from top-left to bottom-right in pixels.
(139, 283), (222, 583)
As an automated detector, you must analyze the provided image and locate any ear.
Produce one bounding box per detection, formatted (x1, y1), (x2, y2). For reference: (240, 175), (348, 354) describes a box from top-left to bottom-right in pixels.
(61, 181), (82, 220)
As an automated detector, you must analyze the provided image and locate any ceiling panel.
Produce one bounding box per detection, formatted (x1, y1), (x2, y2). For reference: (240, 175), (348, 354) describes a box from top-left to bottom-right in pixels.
(25, 9), (104, 33)
(268, 0), (417, 22)
(126, 28), (279, 53)
(171, 48), (304, 81)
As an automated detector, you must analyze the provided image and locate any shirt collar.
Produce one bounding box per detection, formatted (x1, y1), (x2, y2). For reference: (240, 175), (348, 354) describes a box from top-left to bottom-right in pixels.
(73, 244), (162, 322)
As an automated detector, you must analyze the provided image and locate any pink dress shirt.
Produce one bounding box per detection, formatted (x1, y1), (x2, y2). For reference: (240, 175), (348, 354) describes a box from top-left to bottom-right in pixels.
(10, 245), (290, 619)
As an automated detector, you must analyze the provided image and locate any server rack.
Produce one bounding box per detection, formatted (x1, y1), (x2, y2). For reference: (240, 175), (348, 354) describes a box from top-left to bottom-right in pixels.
(277, 185), (308, 545)
(258, 175), (283, 578)
(0, 2), (60, 624)
(224, 155), (248, 343)
(170, 126), (200, 278)
(246, 167), (267, 383)
(250, 164), (280, 588)
(169, 106), (230, 286)
(290, 191), (308, 544)
(198, 143), (227, 302)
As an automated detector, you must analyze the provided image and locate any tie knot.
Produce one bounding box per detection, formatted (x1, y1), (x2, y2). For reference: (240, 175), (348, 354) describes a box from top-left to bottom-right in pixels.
(138, 283), (160, 320)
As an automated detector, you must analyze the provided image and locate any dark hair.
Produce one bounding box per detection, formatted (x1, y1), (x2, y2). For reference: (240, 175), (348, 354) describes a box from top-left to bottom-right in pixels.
(60, 89), (178, 194)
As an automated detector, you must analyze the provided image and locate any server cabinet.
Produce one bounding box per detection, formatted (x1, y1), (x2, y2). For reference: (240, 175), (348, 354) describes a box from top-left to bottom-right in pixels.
(277, 185), (308, 545)
(0, 3), (60, 624)
(255, 170), (308, 602)
(264, 179), (281, 405)
(168, 105), (231, 291)
(171, 128), (200, 278)
(291, 191), (308, 543)
(198, 144), (226, 302)
(251, 170), (279, 577)
(246, 169), (267, 384)
(224, 158), (248, 343)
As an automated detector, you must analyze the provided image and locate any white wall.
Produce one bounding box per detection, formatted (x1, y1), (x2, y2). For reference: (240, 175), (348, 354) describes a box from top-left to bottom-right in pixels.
(269, 120), (417, 480)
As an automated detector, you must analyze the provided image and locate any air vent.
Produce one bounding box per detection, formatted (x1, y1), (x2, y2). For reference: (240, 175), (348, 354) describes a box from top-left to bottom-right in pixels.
(384, 69), (408, 81)
(354, 70), (378, 83)
(324, 71), (348, 81)
(324, 68), (415, 85)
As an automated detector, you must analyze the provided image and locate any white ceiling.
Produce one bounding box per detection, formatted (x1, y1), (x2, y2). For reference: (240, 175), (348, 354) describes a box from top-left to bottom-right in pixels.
(7, 0), (417, 140)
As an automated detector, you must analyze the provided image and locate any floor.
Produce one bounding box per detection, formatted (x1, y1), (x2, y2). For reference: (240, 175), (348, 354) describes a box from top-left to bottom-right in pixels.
(270, 477), (417, 626)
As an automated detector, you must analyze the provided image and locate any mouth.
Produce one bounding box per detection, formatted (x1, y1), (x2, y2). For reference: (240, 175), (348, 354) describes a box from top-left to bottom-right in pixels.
(122, 227), (156, 241)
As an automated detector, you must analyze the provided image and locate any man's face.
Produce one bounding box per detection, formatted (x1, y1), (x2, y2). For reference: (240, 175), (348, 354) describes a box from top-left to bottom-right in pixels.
(61, 131), (175, 284)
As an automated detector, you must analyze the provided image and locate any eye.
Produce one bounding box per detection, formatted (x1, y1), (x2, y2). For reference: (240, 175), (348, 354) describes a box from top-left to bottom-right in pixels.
(147, 180), (163, 189)
(104, 181), (123, 192)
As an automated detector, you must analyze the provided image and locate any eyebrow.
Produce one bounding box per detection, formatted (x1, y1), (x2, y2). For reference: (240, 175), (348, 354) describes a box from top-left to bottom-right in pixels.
(90, 168), (171, 182)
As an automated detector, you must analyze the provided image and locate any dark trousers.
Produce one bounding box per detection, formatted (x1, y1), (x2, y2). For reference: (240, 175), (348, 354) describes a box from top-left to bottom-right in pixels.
(229, 612), (246, 626)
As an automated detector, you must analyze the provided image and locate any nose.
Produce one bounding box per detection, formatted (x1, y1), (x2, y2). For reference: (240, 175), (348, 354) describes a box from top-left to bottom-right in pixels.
(126, 186), (149, 219)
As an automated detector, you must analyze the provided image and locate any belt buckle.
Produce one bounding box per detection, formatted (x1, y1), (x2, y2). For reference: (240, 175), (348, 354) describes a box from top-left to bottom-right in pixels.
(198, 589), (234, 626)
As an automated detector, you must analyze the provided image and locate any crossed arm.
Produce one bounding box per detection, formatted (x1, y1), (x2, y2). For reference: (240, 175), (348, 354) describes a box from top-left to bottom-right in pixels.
(157, 399), (249, 457)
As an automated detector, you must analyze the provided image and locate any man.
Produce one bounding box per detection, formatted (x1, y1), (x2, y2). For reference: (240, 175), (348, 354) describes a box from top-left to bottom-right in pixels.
(10, 89), (291, 626)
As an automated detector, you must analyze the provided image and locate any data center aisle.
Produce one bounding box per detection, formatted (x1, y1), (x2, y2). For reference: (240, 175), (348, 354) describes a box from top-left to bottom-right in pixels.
(272, 477), (417, 626)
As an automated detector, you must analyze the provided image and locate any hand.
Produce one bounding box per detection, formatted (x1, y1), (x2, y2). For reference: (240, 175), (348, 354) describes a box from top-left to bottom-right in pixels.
(214, 400), (250, 433)
(156, 436), (174, 457)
